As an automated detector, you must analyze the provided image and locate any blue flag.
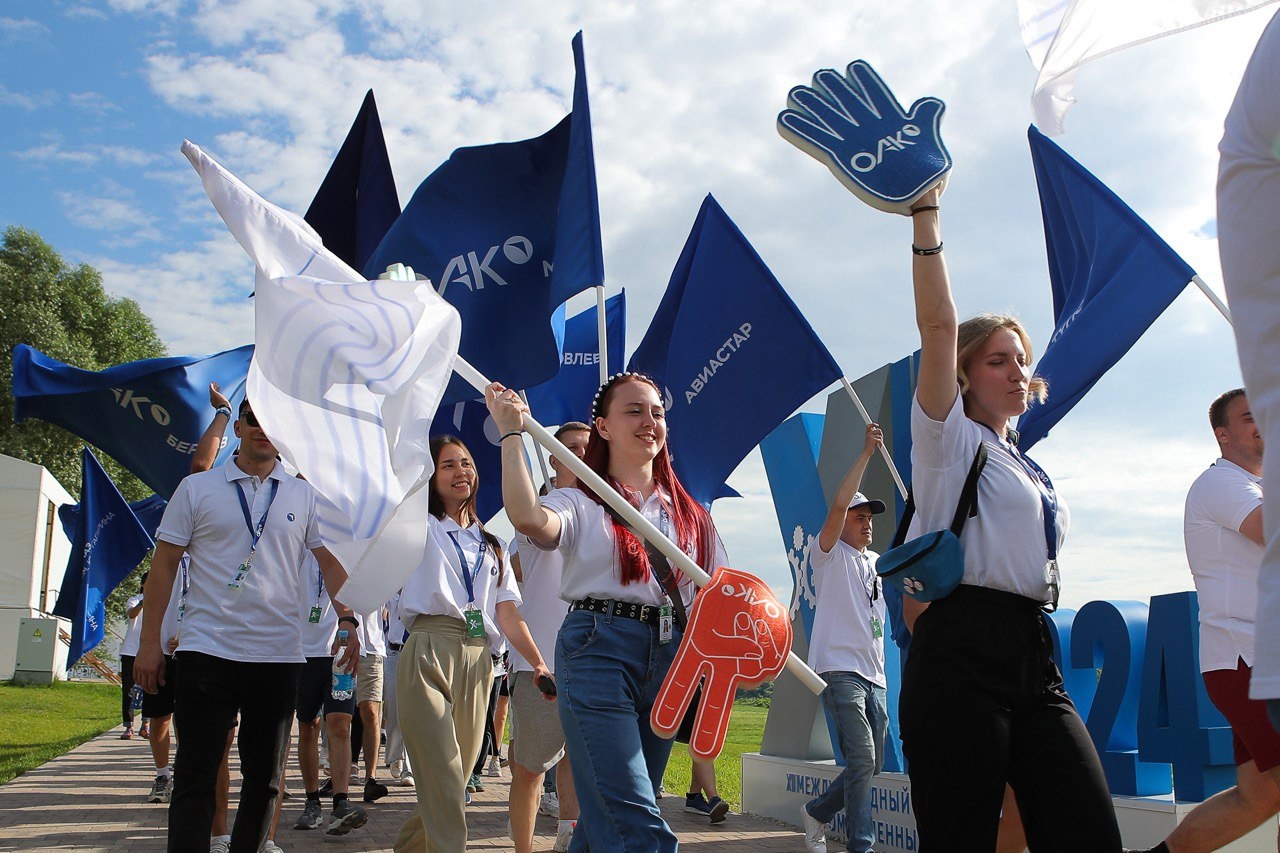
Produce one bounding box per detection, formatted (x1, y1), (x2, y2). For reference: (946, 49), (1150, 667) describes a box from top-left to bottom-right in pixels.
(305, 89), (401, 274)
(365, 32), (604, 403)
(52, 448), (154, 666)
(526, 290), (625, 425)
(60, 492), (168, 542)
(1017, 126), (1194, 449)
(628, 195), (842, 505)
(13, 344), (253, 499)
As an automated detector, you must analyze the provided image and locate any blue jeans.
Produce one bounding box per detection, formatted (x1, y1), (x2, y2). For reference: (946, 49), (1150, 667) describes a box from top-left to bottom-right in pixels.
(806, 671), (888, 853)
(556, 609), (680, 853)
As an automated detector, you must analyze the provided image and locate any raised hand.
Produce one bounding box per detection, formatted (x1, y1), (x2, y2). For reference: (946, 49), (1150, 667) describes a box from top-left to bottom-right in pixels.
(651, 566), (791, 760)
(778, 60), (951, 215)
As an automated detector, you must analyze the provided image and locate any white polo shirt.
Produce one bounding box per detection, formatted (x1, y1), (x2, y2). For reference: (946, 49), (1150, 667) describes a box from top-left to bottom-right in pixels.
(807, 540), (886, 687)
(1184, 458), (1264, 673)
(156, 460), (322, 663)
(159, 567), (182, 657)
(908, 391), (1069, 604)
(298, 553), (339, 658)
(356, 607), (387, 657)
(120, 594), (144, 657)
(509, 517), (570, 675)
(397, 515), (521, 652)
(532, 486), (723, 608)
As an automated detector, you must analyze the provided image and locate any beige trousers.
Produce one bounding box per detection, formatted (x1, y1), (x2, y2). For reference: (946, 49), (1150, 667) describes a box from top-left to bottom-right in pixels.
(393, 615), (490, 853)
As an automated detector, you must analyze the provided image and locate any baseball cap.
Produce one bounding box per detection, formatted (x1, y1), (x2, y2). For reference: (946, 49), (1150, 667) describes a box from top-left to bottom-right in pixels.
(847, 492), (886, 514)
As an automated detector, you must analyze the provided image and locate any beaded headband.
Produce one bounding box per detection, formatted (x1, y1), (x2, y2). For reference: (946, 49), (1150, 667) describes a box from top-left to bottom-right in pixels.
(590, 371), (649, 420)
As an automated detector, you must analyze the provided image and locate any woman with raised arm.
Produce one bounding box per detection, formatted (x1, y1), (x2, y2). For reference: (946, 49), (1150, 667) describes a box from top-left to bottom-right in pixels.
(393, 435), (552, 853)
(897, 186), (1122, 851)
(486, 373), (726, 853)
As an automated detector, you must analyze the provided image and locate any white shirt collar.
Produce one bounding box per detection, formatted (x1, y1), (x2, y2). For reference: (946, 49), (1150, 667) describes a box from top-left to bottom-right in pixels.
(224, 458), (286, 484)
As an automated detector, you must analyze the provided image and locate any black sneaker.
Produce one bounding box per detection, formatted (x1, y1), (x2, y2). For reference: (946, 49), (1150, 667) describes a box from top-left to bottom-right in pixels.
(684, 792), (712, 816)
(294, 797), (323, 830)
(363, 777), (389, 802)
(708, 795), (730, 824)
(326, 799), (368, 836)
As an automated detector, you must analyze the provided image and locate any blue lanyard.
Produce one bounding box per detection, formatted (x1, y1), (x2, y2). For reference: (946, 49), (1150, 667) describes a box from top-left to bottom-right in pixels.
(1008, 443), (1058, 563)
(233, 477), (280, 555)
(315, 560), (324, 604)
(447, 530), (487, 605)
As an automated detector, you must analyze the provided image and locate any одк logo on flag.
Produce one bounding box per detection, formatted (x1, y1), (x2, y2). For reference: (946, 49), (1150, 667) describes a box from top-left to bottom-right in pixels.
(437, 234), (549, 294)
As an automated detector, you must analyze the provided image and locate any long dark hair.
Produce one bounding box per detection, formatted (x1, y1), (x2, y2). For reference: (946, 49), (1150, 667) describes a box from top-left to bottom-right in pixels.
(428, 435), (505, 584)
(577, 374), (715, 592)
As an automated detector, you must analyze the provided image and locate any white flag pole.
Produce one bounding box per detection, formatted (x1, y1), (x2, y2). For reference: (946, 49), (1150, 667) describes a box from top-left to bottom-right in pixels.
(595, 285), (609, 384)
(518, 390), (553, 490)
(840, 377), (908, 500)
(1192, 274), (1233, 326)
(451, 354), (827, 696)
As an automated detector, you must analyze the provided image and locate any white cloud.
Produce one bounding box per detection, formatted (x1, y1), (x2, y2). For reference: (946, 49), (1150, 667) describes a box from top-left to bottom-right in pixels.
(18, 142), (162, 168)
(0, 84), (40, 110)
(68, 91), (120, 114)
(0, 17), (50, 41)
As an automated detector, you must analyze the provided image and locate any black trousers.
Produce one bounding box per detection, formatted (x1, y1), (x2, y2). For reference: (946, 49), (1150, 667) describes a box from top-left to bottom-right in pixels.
(120, 655), (136, 727)
(169, 651), (301, 853)
(899, 585), (1121, 852)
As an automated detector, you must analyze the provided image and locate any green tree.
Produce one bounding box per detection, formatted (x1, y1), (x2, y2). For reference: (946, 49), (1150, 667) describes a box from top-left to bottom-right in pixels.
(0, 226), (167, 629)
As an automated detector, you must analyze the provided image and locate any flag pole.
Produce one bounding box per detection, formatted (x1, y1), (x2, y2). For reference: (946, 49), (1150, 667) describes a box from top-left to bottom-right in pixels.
(518, 390), (553, 490)
(595, 285), (609, 384)
(1191, 274), (1233, 326)
(840, 377), (908, 499)
(451, 355), (827, 696)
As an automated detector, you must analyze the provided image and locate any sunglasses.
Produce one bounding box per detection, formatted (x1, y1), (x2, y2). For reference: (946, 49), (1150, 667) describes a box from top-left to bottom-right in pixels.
(240, 410), (260, 428)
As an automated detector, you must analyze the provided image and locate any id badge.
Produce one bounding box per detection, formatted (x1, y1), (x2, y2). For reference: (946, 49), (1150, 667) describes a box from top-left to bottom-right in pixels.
(227, 563), (250, 590)
(177, 601), (186, 622)
(308, 606), (322, 624)
(658, 604), (674, 645)
(464, 607), (486, 639)
(871, 614), (883, 640)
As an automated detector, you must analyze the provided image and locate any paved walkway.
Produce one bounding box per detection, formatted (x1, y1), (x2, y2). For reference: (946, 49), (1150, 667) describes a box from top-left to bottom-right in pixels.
(0, 724), (806, 851)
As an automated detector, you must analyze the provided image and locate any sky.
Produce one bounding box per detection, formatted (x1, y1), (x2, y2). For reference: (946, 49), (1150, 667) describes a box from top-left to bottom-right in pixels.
(1, 0), (1276, 611)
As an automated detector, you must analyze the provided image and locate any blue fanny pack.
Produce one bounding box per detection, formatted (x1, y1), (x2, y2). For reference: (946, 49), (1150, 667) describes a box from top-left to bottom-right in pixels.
(876, 444), (987, 602)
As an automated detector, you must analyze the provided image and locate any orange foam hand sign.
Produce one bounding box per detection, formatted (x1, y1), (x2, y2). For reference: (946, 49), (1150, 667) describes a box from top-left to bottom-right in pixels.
(651, 566), (792, 760)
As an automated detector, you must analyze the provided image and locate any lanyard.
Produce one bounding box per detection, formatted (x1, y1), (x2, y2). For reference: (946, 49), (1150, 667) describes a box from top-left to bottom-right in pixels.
(233, 477), (280, 556)
(447, 530), (487, 605)
(315, 560), (325, 604)
(985, 426), (1061, 609)
(859, 552), (880, 607)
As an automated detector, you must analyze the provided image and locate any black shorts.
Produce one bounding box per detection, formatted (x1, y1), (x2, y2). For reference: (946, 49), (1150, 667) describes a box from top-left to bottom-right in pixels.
(141, 655), (178, 718)
(296, 656), (356, 722)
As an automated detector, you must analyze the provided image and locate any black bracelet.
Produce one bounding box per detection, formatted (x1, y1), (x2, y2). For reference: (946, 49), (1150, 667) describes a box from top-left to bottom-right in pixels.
(910, 205), (939, 215)
(912, 242), (944, 256)
(338, 615), (360, 628)
(499, 430), (524, 443)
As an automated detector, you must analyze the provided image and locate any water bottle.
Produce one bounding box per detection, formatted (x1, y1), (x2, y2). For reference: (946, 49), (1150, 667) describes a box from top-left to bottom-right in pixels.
(331, 629), (355, 700)
(130, 684), (144, 711)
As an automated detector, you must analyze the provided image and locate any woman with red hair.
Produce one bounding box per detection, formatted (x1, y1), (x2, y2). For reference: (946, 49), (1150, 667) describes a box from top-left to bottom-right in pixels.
(487, 373), (726, 853)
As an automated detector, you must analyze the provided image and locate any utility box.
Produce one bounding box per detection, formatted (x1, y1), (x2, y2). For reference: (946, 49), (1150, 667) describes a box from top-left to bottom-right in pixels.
(13, 617), (58, 684)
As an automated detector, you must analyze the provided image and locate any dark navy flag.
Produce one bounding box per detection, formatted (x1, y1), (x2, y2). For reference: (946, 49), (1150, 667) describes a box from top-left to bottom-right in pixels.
(60, 492), (168, 543)
(526, 290), (625, 426)
(52, 448), (154, 666)
(365, 32), (604, 404)
(13, 344), (253, 499)
(1018, 126), (1194, 450)
(627, 195), (843, 505)
(305, 89), (401, 274)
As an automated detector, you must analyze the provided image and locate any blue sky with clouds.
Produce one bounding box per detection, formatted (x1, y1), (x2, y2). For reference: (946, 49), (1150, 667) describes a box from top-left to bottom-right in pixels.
(1, 0), (1276, 608)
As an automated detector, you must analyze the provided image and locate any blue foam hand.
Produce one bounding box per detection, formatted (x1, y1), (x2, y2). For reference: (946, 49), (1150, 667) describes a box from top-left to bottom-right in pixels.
(778, 60), (951, 215)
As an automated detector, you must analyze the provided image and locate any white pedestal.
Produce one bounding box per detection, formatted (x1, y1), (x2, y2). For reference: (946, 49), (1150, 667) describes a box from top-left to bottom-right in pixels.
(741, 752), (1278, 851)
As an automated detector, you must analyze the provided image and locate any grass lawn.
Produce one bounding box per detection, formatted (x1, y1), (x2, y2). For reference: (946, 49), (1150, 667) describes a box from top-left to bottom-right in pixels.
(662, 701), (767, 811)
(0, 680), (119, 786)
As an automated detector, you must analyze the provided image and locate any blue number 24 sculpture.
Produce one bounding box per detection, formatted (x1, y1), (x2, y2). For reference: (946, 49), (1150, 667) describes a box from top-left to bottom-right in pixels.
(778, 60), (952, 215)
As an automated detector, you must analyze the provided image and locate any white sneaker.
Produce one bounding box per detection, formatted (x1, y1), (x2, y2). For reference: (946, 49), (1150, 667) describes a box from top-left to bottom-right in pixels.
(553, 820), (575, 852)
(259, 842), (283, 853)
(209, 836), (230, 853)
(801, 805), (828, 853)
(399, 771), (415, 787)
(389, 759), (404, 779)
(538, 790), (560, 817)
(485, 755), (502, 777)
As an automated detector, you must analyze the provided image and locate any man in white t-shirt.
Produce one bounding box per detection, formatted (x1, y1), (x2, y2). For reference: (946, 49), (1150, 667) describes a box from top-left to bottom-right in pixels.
(119, 575), (147, 740)
(507, 421), (589, 853)
(1144, 389), (1280, 853)
(134, 399), (361, 853)
(801, 425), (889, 853)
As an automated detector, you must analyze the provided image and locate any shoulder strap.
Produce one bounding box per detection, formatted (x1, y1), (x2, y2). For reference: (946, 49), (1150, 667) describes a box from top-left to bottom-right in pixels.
(888, 443), (988, 548)
(622, 519), (689, 631)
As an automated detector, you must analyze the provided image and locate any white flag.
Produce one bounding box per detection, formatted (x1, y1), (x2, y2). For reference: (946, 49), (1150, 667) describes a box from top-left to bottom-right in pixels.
(183, 141), (462, 613)
(1018, 0), (1279, 134)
